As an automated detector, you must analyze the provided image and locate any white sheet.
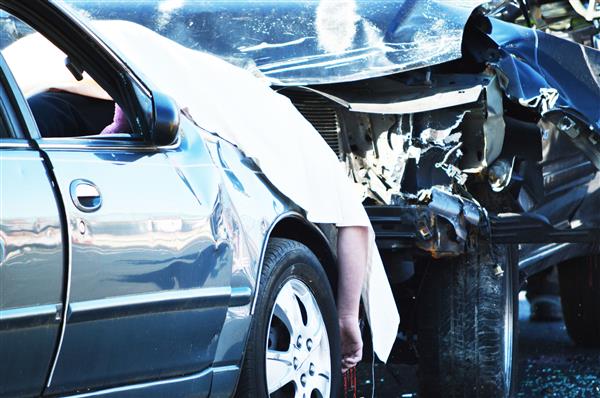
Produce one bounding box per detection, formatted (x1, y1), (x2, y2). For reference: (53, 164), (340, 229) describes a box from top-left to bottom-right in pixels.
(4, 20), (400, 362)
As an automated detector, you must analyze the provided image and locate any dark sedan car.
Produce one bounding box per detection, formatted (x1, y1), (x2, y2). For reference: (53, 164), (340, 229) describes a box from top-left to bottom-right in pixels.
(5, 1), (600, 397)
(51, 0), (600, 397)
(0, 1), (342, 397)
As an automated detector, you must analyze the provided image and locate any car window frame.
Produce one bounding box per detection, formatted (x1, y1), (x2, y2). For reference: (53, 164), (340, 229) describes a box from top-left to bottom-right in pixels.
(0, 50), (40, 142)
(0, 0), (160, 150)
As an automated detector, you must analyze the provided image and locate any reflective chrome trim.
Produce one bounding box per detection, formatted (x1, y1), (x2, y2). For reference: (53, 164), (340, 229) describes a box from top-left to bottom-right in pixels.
(299, 84), (484, 114)
(68, 287), (232, 323)
(230, 287), (253, 307)
(0, 141), (29, 149)
(519, 243), (572, 269)
(502, 255), (515, 392)
(37, 135), (181, 152)
(0, 304), (59, 328)
(67, 365), (239, 398)
(158, 134), (182, 151)
(69, 179), (103, 213)
(38, 142), (157, 152)
(47, 213), (74, 387)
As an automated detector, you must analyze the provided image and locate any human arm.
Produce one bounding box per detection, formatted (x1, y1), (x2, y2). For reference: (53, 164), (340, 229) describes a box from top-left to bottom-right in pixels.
(336, 225), (368, 372)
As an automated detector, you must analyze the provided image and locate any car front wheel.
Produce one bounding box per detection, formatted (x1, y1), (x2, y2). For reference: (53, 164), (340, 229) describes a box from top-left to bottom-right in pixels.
(236, 238), (341, 398)
(417, 244), (518, 398)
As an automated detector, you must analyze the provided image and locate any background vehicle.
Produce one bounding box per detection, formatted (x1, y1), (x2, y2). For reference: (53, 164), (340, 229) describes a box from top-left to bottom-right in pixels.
(0, 1), (341, 397)
(55, 1), (600, 396)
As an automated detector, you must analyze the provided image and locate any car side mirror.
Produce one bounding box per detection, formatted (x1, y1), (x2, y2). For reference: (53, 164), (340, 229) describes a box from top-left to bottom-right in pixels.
(150, 91), (180, 146)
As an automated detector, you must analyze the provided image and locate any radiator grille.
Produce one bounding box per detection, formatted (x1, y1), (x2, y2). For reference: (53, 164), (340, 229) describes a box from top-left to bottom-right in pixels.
(283, 90), (342, 155)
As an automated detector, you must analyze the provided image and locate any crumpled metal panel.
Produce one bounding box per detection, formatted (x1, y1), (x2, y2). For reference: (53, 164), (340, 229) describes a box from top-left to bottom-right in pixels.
(63, 0), (484, 85)
(484, 17), (600, 135)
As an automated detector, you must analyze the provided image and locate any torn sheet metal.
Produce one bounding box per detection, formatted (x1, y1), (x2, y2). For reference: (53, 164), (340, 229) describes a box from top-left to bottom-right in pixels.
(340, 106), (473, 204)
(460, 73), (506, 172)
(283, 69), (505, 205)
(63, 0), (485, 86)
(343, 113), (420, 204)
(480, 16), (600, 133)
(295, 71), (504, 170)
(473, 15), (600, 168)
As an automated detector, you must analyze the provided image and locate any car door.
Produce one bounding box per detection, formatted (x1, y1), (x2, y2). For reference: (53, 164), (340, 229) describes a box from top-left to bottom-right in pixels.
(0, 58), (64, 397)
(0, 8), (232, 396)
(37, 133), (231, 396)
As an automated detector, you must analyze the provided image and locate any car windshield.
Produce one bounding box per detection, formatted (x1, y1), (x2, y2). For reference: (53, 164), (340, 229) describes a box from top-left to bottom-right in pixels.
(48, 0), (486, 85)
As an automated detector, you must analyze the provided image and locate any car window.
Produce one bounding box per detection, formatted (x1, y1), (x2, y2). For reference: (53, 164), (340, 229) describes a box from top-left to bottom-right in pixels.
(0, 55), (28, 140)
(0, 113), (11, 139)
(0, 10), (138, 141)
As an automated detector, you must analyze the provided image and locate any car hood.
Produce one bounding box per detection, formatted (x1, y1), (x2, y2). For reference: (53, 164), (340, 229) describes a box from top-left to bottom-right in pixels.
(65, 0), (486, 86)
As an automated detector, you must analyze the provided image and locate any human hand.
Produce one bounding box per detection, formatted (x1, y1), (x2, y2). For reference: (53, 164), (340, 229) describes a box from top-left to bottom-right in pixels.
(339, 316), (363, 373)
(101, 104), (128, 135)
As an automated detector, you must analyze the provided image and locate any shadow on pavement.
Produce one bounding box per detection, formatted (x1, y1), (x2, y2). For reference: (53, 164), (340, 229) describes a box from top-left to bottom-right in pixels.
(354, 294), (600, 397)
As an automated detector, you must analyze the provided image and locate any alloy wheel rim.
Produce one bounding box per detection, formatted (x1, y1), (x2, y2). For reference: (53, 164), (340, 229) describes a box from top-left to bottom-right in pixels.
(266, 278), (331, 397)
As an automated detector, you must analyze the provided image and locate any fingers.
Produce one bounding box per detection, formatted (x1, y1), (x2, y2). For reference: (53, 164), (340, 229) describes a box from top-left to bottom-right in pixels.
(342, 359), (359, 369)
(346, 348), (363, 363)
(341, 360), (356, 373)
(339, 316), (363, 372)
(341, 359), (359, 373)
(341, 347), (363, 372)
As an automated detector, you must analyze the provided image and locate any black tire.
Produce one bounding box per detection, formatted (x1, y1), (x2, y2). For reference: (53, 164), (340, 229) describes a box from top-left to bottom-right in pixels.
(235, 238), (341, 398)
(558, 254), (600, 347)
(417, 244), (518, 398)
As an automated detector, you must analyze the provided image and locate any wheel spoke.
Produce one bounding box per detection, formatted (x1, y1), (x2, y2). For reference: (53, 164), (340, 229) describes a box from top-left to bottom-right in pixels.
(266, 348), (296, 393)
(312, 371), (331, 397)
(296, 288), (317, 325)
(296, 289), (326, 348)
(305, 318), (325, 350)
(273, 282), (304, 338)
(301, 361), (331, 398)
(267, 278), (332, 397)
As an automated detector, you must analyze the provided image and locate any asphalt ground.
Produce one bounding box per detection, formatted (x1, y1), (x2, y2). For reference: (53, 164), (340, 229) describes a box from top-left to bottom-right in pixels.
(352, 293), (600, 397)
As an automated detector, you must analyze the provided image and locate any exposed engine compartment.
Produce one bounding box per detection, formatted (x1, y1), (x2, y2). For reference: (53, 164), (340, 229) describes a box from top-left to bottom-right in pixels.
(282, 71), (511, 259)
(281, 1), (600, 271)
(283, 72), (505, 206)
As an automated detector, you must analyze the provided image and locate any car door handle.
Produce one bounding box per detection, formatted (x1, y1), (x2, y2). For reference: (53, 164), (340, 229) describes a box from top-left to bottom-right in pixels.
(70, 180), (102, 212)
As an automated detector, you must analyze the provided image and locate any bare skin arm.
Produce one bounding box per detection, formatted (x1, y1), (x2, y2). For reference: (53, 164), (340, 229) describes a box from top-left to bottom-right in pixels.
(337, 225), (368, 372)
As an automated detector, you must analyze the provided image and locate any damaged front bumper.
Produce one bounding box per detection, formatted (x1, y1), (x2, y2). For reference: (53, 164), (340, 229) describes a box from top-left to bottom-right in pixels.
(367, 187), (484, 258)
(368, 186), (600, 273)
